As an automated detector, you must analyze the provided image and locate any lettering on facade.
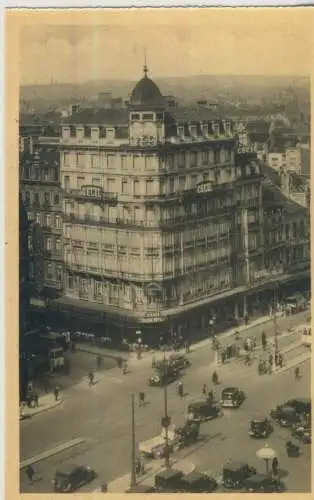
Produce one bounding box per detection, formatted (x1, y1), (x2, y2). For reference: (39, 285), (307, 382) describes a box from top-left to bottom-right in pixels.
(80, 185), (103, 199)
(251, 266), (284, 284)
(196, 181), (214, 194)
(135, 135), (157, 147)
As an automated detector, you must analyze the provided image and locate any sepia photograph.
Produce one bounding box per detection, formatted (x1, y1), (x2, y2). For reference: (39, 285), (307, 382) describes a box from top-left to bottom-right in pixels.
(8, 8), (312, 494)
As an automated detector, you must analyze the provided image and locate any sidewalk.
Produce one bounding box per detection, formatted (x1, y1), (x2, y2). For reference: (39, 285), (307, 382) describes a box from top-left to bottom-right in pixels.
(20, 393), (63, 421)
(108, 457), (195, 492)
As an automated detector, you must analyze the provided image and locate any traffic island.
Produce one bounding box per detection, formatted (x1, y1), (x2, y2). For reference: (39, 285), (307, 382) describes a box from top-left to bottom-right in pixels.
(108, 458), (195, 492)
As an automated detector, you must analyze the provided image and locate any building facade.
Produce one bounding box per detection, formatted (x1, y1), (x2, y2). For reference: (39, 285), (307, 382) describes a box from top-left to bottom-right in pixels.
(55, 67), (266, 339)
(19, 114), (64, 302)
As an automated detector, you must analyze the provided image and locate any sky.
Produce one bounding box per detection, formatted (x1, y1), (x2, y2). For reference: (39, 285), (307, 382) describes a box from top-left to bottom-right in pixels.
(18, 12), (312, 85)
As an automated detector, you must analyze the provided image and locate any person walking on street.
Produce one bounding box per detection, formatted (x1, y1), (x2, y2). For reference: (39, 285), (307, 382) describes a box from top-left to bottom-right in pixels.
(202, 383), (207, 397)
(26, 465), (35, 484)
(178, 380), (184, 398)
(272, 457), (279, 477)
(278, 352), (283, 369)
(54, 386), (60, 402)
(212, 370), (218, 386)
(97, 355), (102, 370)
(88, 371), (94, 386)
(295, 366), (301, 381)
(34, 393), (39, 408)
(139, 391), (145, 407)
(152, 355), (156, 368)
(262, 331), (267, 351)
(207, 389), (213, 405)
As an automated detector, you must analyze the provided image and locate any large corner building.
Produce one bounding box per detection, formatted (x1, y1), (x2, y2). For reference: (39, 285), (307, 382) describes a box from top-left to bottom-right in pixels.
(55, 65), (268, 340)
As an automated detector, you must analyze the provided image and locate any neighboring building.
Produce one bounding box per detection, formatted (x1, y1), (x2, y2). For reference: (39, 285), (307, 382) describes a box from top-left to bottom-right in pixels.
(235, 120), (270, 159)
(285, 148), (301, 174)
(54, 65), (269, 341)
(298, 143), (310, 177)
(19, 113), (63, 303)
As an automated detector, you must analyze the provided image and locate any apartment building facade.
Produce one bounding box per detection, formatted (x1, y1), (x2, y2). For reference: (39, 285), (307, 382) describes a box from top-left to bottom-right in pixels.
(54, 67), (267, 339)
(19, 114), (64, 301)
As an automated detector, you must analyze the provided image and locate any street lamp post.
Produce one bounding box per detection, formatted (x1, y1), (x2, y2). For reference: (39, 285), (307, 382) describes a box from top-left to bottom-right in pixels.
(273, 283), (279, 365)
(162, 350), (171, 468)
(130, 394), (137, 488)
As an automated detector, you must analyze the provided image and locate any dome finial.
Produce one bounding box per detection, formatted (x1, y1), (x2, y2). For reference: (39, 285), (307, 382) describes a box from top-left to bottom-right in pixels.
(143, 46), (148, 77)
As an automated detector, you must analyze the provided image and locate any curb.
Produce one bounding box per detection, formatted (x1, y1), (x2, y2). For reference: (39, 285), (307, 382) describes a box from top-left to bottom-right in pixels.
(20, 437), (86, 470)
(76, 346), (127, 362)
(20, 398), (64, 421)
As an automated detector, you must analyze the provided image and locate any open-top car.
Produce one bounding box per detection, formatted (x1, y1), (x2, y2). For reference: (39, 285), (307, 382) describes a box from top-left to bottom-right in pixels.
(53, 464), (97, 493)
(249, 416), (273, 438)
(187, 400), (221, 422)
(222, 461), (256, 489)
(220, 387), (245, 408)
(244, 474), (285, 493)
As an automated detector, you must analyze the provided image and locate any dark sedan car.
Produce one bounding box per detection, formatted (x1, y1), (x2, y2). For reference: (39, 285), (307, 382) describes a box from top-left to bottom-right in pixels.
(220, 387), (245, 408)
(53, 465), (97, 493)
(284, 398), (311, 416)
(179, 471), (218, 493)
(244, 474), (285, 493)
(187, 401), (221, 422)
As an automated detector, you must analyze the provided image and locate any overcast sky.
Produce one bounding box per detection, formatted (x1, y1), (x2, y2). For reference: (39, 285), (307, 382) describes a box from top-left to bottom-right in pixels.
(19, 14), (311, 85)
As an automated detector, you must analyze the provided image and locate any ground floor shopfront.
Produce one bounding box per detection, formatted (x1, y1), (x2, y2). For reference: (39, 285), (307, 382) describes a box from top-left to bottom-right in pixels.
(31, 271), (309, 347)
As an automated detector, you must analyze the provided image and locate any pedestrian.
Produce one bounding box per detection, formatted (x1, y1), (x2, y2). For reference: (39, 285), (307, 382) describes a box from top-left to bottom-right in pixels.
(244, 313), (249, 325)
(123, 361), (128, 375)
(26, 465), (35, 484)
(88, 371), (94, 386)
(268, 360), (273, 374)
(274, 352), (279, 367)
(272, 457), (278, 477)
(207, 389), (213, 405)
(278, 352), (283, 368)
(212, 371), (218, 385)
(178, 380), (183, 398)
(268, 353), (273, 366)
(261, 331), (267, 350)
(34, 393), (39, 408)
(54, 386), (60, 402)
(221, 350), (226, 364)
(202, 383), (207, 397)
(139, 391), (145, 406)
(295, 366), (300, 380)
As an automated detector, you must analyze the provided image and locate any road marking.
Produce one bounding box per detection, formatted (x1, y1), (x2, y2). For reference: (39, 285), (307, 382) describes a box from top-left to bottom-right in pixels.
(20, 438), (86, 470)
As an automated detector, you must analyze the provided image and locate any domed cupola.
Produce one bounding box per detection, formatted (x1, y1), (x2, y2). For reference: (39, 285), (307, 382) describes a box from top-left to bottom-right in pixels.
(129, 64), (165, 108)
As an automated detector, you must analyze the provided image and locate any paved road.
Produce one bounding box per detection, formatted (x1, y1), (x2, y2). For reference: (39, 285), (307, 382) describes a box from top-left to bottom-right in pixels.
(20, 311), (310, 492)
(21, 326), (310, 492)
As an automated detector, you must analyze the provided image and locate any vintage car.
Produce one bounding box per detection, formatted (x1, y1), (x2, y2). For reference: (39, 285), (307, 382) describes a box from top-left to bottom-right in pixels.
(154, 468), (184, 492)
(175, 421), (200, 447)
(52, 464), (97, 493)
(139, 421), (199, 459)
(168, 354), (191, 370)
(148, 366), (179, 387)
(187, 401), (221, 422)
(220, 387), (245, 408)
(284, 398), (311, 416)
(179, 471), (218, 493)
(270, 405), (302, 427)
(249, 417), (273, 438)
(244, 474), (285, 493)
(222, 461), (256, 489)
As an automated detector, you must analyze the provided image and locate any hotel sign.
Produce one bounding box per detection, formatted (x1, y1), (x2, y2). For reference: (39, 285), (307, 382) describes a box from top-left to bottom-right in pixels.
(196, 181), (214, 194)
(81, 185), (103, 199)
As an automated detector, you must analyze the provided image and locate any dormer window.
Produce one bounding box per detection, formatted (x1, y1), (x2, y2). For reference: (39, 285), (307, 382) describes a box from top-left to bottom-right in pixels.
(91, 127), (99, 140)
(69, 125), (76, 138)
(131, 113), (140, 121)
(106, 128), (115, 139)
(202, 123), (209, 136)
(212, 122), (220, 136)
(142, 113), (154, 121)
(84, 126), (91, 138)
(190, 125), (197, 138)
(62, 127), (70, 139)
(177, 126), (184, 139)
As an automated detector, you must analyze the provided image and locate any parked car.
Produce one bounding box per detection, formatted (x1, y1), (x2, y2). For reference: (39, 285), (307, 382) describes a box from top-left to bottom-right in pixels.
(154, 468), (184, 492)
(125, 484), (156, 493)
(270, 399), (310, 427)
(244, 474), (285, 493)
(179, 471), (218, 493)
(222, 461), (256, 489)
(220, 387), (245, 408)
(187, 401), (221, 422)
(53, 465), (97, 493)
(249, 417), (273, 438)
(284, 398), (311, 416)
